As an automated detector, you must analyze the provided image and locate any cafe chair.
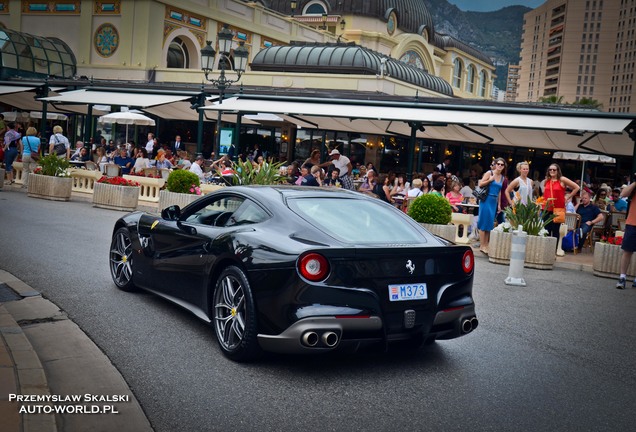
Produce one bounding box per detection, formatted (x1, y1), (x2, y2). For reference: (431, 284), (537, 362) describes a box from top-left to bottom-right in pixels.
(160, 168), (171, 180)
(104, 164), (121, 177)
(564, 212), (581, 254)
(84, 161), (98, 171)
(581, 210), (608, 252)
(144, 167), (159, 177)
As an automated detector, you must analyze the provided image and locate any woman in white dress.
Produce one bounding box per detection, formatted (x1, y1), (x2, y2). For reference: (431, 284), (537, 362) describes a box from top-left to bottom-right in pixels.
(132, 148), (152, 173)
(505, 161), (533, 206)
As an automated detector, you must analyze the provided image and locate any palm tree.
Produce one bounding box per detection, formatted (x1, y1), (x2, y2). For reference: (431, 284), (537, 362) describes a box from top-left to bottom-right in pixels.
(538, 95), (565, 104)
(575, 97), (603, 109)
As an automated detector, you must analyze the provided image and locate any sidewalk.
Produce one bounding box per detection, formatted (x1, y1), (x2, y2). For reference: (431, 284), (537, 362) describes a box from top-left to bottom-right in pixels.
(0, 270), (153, 432)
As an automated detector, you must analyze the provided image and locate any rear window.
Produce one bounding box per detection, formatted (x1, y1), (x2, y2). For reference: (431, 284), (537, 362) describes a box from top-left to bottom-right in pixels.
(287, 197), (426, 244)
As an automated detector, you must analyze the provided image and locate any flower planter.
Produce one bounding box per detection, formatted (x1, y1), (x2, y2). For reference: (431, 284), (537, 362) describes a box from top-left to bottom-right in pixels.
(593, 242), (636, 279)
(488, 230), (513, 264)
(421, 223), (456, 243)
(27, 174), (72, 201)
(488, 230), (557, 270)
(93, 182), (140, 211)
(159, 189), (201, 211)
(0, 168), (5, 190)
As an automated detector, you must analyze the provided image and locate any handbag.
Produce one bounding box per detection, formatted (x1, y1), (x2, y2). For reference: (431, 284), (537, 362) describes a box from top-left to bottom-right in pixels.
(472, 185), (489, 202)
(53, 134), (66, 156)
(548, 180), (566, 223)
(553, 207), (566, 223)
(25, 136), (39, 161)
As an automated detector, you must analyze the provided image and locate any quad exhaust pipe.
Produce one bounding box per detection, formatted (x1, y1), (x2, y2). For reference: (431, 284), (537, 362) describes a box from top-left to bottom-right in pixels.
(301, 330), (340, 348)
(461, 317), (479, 334)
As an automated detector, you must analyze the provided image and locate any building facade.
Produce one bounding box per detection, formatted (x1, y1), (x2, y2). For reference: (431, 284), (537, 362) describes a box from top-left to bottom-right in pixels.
(516, 0), (636, 112)
(505, 64), (520, 102)
(0, 0), (495, 99)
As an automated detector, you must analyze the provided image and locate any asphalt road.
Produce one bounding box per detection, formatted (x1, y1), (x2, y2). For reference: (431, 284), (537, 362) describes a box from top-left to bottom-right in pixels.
(1, 188), (635, 432)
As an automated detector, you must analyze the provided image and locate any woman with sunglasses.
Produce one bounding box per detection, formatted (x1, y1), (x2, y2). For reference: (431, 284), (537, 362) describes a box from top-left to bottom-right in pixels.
(542, 163), (580, 239)
(476, 158), (507, 255)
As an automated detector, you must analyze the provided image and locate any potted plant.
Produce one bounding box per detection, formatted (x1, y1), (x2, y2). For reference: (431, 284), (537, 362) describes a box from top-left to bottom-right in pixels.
(159, 169), (202, 210)
(490, 199), (557, 269)
(593, 235), (636, 278)
(27, 153), (72, 201)
(407, 194), (455, 242)
(93, 175), (140, 211)
(228, 158), (286, 185)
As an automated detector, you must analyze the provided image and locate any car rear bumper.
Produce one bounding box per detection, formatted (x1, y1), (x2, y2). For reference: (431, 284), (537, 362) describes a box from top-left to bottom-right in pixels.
(257, 316), (383, 354)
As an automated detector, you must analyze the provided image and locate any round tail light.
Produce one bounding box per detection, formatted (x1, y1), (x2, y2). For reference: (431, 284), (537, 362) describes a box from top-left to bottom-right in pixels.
(298, 252), (330, 282)
(462, 250), (474, 274)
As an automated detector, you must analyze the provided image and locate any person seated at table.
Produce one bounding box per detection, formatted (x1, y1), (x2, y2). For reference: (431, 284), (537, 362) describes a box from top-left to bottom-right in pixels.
(295, 164), (310, 185)
(132, 148), (152, 174)
(390, 174), (407, 208)
(94, 146), (109, 172)
(176, 150), (192, 169)
(446, 180), (464, 213)
(114, 147), (134, 174)
(373, 174), (392, 203)
(300, 165), (323, 187)
(358, 169), (377, 193)
(211, 156), (234, 176)
(608, 187), (628, 212)
(189, 155), (206, 180)
(105, 140), (117, 159)
(575, 188), (605, 251)
(71, 147), (90, 162)
(154, 149), (174, 170)
(71, 141), (84, 159)
(164, 148), (176, 166)
(431, 178), (445, 197)
(323, 167), (342, 187)
(408, 178), (424, 198)
(460, 177), (473, 201)
(286, 161), (300, 184)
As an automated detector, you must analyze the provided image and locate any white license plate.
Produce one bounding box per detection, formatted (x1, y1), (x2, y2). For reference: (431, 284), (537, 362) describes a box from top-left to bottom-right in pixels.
(388, 283), (428, 301)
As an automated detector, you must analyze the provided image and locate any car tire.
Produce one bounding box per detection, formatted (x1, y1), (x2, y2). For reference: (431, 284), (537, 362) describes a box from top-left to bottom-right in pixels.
(109, 227), (137, 292)
(212, 266), (261, 362)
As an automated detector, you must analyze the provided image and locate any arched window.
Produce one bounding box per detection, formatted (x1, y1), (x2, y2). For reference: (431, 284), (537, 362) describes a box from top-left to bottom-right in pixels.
(453, 58), (463, 88)
(466, 65), (476, 93)
(167, 37), (189, 69)
(304, 1), (327, 15)
(479, 70), (488, 97)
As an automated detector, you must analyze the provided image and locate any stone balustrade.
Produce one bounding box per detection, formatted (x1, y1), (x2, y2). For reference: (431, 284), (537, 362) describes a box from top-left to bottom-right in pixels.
(451, 212), (473, 244)
(12, 162), (24, 185)
(123, 175), (165, 203)
(70, 169), (103, 194)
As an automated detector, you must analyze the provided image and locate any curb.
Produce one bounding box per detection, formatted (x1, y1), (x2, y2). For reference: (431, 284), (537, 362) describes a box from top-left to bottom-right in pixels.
(0, 271), (57, 432)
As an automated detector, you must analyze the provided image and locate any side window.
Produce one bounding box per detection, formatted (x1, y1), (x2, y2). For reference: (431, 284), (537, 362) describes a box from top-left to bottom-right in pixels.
(225, 200), (270, 227)
(184, 196), (245, 226)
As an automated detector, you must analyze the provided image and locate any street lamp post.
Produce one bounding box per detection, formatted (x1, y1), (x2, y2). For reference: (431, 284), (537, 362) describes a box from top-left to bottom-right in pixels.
(200, 24), (249, 159)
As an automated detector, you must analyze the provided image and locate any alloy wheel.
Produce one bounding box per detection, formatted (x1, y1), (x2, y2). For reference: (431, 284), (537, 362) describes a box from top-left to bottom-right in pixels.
(214, 274), (246, 350)
(110, 228), (134, 289)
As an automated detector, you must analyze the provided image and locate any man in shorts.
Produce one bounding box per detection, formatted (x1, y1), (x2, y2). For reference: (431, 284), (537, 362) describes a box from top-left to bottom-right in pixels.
(616, 180), (636, 289)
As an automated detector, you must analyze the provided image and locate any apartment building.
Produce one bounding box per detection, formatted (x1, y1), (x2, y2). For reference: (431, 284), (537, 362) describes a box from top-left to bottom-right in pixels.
(516, 0), (636, 112)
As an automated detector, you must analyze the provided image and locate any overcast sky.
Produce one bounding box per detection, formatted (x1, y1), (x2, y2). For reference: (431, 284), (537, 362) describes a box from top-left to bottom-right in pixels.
(445, 0), (545, 12)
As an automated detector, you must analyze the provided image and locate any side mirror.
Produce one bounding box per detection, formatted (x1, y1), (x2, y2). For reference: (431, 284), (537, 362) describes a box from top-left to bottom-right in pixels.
(161, 205), (181, 221)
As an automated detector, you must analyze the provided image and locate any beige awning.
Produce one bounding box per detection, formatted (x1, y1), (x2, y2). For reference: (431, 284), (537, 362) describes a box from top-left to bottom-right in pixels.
(201, 96), (636, 156)
(40, 89), (192, 108)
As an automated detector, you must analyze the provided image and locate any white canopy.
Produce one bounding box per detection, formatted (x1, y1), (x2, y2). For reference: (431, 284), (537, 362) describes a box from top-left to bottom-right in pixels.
(201, 96), (636, 157)
(41, 89), (192, 108)
(553, 151), (616, 163)
(97, 111), (156, 126)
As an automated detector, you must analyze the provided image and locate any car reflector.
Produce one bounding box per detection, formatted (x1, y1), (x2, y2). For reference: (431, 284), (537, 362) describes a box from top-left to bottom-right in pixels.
(298, 252), (330, 282)
(462, 250), (474, 274)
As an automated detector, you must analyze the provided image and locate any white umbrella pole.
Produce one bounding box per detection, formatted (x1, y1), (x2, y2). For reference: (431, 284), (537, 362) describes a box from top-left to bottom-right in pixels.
(125, 124), (129, 143)
(580, 161), (585, 196)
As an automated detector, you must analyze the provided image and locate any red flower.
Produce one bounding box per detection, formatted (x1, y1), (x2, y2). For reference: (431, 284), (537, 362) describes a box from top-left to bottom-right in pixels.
(97, 176), (139, 187)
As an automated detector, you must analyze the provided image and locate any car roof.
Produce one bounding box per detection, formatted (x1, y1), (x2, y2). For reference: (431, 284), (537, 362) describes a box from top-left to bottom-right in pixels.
(227, 185), (365, 201)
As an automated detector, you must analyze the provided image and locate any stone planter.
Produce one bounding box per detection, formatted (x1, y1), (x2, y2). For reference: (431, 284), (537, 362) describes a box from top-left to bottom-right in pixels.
(159, 189), (201, 211)
(524, 235), (557, 270)
(0, 168), (5, 190)
(488, 230), (557, 270)
(93, 182), (140, 211)
(593, 242), (636, 278)
(421, 223), (456, 243)
(27, 174), (72, 201)
(488, 230), (513, 264)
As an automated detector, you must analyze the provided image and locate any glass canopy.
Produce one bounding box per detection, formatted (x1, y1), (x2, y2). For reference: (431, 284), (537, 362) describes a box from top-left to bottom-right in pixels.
(0, 28), (76, 79)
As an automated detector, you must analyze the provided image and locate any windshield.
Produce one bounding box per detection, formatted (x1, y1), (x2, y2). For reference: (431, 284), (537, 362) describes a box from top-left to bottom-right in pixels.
(287, 197), (427, 244)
